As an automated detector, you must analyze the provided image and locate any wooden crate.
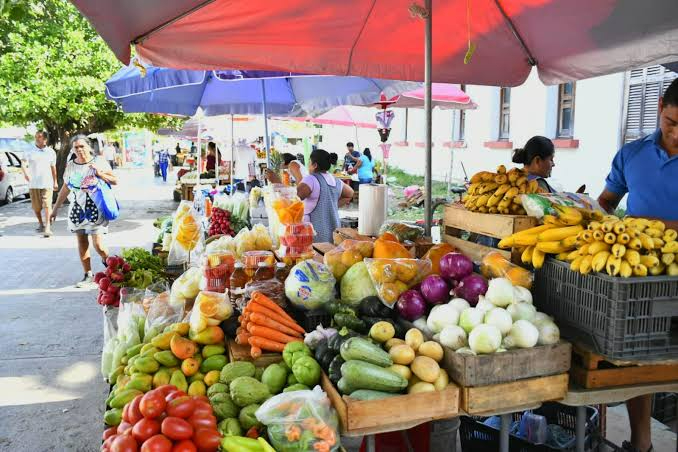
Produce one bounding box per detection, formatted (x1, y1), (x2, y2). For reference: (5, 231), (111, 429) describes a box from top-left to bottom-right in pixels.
(461, 373), (569, 415)
(321, 373), (459, 435)
(443, 204), (538, 263)
(313, 242), (336, 256)
(570, 344), (678, 389)
(226, 339), (282, 368)
(333, 228), (373, 246)
(443, 341), (571, 387)
(181, 183), (195, 201)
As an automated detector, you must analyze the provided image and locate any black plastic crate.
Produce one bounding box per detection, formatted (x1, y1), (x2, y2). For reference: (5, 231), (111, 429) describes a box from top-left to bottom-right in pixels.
(459, 403), (599, 452)
(533, 258), (678, 360)
(652, 392), (678, 424)
(290, 307), (332, 332)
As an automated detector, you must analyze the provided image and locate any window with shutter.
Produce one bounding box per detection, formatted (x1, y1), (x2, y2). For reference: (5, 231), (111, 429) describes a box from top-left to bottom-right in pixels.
(499, 87), (511, 140)
(624, 65), (677, 143)
(557, 82), (576, 138)
(451, 84), (467, 142)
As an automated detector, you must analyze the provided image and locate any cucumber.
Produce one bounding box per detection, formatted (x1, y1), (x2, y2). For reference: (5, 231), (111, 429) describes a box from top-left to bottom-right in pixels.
(340, 360), (407, 393)
(340, 337), (393, 367)
(349, 389), (399, 401)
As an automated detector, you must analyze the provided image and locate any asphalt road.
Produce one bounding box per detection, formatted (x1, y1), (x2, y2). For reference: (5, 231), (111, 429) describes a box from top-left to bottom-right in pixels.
(0, 167), (178, 452)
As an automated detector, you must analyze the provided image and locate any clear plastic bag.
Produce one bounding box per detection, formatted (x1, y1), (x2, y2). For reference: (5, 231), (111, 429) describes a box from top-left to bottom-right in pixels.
(200, 250), (236, 293)
(323, 239), (374, 280)
(379, 221), (425, 243)
(100, 305), (119, 379)
(108, 296), (146, 380)
(144, 289), (185, 342)
(244, 278), (286, 310)
(142, 281), (170, 313)
(255, 386), (341, 452)
(213, 191), (250, 224)
(363, 258), (432, 308)
(169, 201), (204, 265)
(521, 192), (603, 219)
(189, 291), (233, 335)
(481, 251), (534, 289)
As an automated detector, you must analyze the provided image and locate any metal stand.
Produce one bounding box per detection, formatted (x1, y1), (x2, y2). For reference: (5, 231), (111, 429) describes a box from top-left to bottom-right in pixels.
(575, 405), (586, 452)
(365, 434), (375, 452)
(423, 0), (433, 236)
(499, 413), (511, 452)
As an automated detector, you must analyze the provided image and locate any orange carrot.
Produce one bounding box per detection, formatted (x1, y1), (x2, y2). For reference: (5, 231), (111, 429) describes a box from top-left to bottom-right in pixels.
(248, 336), (286, 352)
(249, 312), (303, 337)
(248, 302), (305, 334)
(252, 292), (297, 322)
(250, 345), (262, 359)
(248, 324), (303, 344)
(236, 331), (251, 345)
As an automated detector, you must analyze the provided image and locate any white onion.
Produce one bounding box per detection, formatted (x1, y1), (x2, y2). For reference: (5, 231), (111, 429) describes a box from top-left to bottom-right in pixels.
(426, 304), (460, 334)
(439, 325), (468, 350)
(413, 317), (433, 338)
(485, 278), (515, 307)
(484, 308), (513, 336)
(507, 302), (537, 323)
(513, 285), (533, 304)
(459, 307), (485, 334)
(537, 320), (560, 345)
(506, 320), (539, 348)
(448, 297), (471, 313)
(533, 312), (554, 326)
(456, 347), (476, 355)
(475, 296), (495, 313)
(468, 324), (502, 354)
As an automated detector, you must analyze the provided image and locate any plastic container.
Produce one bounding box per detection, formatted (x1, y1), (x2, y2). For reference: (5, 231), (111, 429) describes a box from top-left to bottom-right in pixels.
(517, 412), (549, 444)
(534, 258), (678, 360)
(652, 392), (678, 424)
(242, 250), (275, 277)
(284, 222), (315, 236)
(277, 246), (315, 266)
(459, 403), (599, 452)
(253, 262), (275, 281)
(290, 306), (332, 332)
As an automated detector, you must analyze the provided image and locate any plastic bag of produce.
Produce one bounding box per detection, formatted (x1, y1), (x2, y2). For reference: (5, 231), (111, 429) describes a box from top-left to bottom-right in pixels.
(481, 251), (534, 289)
(108, 297), (146, 380)
(363, 258), (432, 308)
(100, 305), (119, 379)
(521, 192), (603, 219)
(244, 278), (287, 310)
(270, 186), (304, 225)
(189, 290), (233, 335)
(255, 386), (341, 452)
(168, 201), (204, 265)
(144, 290), (185, 342)
(142, 281), (170, 313)
(378, 221), (425, 243)
(324, 239), (374, 280)
(171, 266), (202, 302)
(285, 260), (336, 310)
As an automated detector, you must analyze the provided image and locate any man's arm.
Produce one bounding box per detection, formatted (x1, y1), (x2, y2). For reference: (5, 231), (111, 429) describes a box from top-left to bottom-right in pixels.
(51, 165), (58, 191)
(20, 157), (30, 181)
(597, 189), (623, 214)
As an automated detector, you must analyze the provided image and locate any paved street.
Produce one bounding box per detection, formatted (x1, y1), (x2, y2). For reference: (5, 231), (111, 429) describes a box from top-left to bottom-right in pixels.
(0, 167), (178, 452)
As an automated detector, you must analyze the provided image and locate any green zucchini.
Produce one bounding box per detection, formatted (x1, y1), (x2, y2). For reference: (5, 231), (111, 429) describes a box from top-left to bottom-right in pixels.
(337, 377), (359, 395)
(349, 389), (399, 401)
(340, 360), (408, 393)
(340, 337), (393, 367)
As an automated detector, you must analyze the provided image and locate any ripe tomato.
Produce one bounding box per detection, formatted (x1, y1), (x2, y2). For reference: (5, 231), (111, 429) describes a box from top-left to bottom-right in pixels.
(171, 440), (197, 452)
(187, 414), (216, 431)
(122, 403), (131, 424)
(191, 405), (213, 419)
(191, 395), (210, 404)
(166, 396), (196, 419)
(117, 421), (133, 435)
(132, 418), (161, 443)
(140, 390), (167, 419)
(161, 417), (194, 441)
(103, 427), (118, 440)
(192, 400), (213, 414)
(193, 428), (221, 452)
(128, 395), (144, 424)
(165, 390), (186, 403)
(110, 433), (139, 452)
(155, 385), (177, 397)
(140, 434), (173, 452)
(102, 435), (117, 451)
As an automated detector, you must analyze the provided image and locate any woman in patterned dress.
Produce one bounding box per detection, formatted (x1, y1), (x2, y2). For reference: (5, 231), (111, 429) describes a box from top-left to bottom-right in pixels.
(52, 136), (118, 287)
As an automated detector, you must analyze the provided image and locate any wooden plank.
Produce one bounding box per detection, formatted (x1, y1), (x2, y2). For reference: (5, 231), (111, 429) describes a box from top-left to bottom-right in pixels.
(572, 342), (678, 368)
(226, 339), (282, 367)
(562, 382), (678, 406)
(443, 235), (510, 263)
(321, 374), (459, 435)
(444, 204), (523, 239)
(443, 341), (571, 387)
(313, 242), (336, 256)
(570, 363), (678, 389)
(461, 374), (569, 414)
(333, 228), (374, 246)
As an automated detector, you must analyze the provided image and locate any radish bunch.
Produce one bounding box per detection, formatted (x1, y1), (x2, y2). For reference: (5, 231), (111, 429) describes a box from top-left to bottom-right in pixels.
(208, 207), (234, 237)
(95, 256), (131, 307)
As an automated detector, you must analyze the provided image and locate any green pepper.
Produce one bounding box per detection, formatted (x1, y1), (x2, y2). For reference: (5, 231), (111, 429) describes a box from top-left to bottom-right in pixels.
(220, 436), (263, 452)
(282, 342), (311, 368)
(257, 437), (276, 452)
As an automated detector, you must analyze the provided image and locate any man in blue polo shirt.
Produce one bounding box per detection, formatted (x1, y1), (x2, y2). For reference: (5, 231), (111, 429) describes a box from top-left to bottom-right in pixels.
(598, 78), (678, 452)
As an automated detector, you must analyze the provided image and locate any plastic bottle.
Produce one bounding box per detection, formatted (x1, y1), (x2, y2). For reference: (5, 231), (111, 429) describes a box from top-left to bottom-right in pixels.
(229, 262), (249, 308)
(282, 169), (291, 186)
(253, 262), (275, 282)
(275, 262), (290, 283)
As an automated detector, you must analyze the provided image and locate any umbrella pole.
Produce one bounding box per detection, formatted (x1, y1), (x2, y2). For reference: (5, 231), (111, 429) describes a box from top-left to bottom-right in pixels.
(231, 114), (235, 195)
(197, 117), (202, 187)
(261, 80), (272, 169)
(423, 0), (433, 236)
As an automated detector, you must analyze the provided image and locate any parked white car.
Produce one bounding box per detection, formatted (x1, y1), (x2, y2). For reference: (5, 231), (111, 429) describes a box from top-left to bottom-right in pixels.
(0, 151), (29, 204)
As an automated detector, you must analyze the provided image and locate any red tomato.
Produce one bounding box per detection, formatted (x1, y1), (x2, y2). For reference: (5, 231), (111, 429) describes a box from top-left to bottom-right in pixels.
(140, 434), (173, 452)
(171, 440), (197, 452)
(111, 433), (139, 452)
(117, 421), (133, 435)
(193, 428), (221, 452)
(165, 390), (186, 403)
(191, 395), (210, 404)
(140, 390), (167, 419)
(103, 427), (118, 440)
(155, 385), (177, 397)
(161, 417), (194, 441)
(128, 395), (144, 424)
(187, 414), (217, 431)
(166, 396), (196, 419)
(102, 435), (117, 451)
(132, 418), (161, 443)
(122, 403), (131, 423)
(191, 405), (213, 419)
(192, 400), (213, 413)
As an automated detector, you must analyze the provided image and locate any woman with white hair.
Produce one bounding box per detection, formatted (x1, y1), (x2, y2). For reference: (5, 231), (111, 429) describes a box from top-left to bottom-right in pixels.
(52, 135), (118, 287)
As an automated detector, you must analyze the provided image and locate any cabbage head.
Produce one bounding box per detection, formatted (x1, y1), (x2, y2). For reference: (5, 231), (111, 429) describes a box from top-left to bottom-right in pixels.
(285, 260), (336, 310)
(341, 262), (378, 308)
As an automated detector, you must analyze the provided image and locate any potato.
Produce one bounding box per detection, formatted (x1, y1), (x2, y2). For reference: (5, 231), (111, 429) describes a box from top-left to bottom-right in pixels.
(405, 328), (424, 351)
(411, 356), (441, 383)
(369, 321), (396, 343)
(389, 344), (415, 365)
(418, 341), (444, 362)
(388, 364), (412, 381)
(433, 369), (449, 391)
(407, 374), (422, 390)
(384, 338), (406, 351)
(408, 382), (436, 394)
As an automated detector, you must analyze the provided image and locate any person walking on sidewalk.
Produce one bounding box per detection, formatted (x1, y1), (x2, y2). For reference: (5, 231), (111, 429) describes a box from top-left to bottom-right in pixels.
(158, 148), (171, 182)
(21, 131), (58, 237)
(51, 136), (117, 288)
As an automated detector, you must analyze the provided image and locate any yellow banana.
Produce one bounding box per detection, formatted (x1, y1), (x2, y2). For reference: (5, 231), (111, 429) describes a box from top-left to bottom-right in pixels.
(616, 233), (631, 245)
(580, 255), (593, 275)
(668, 263), (678, 276)
(603, 214), (620, 222)
(592, 251), (611, 272)
(649, 220), (666, 232)
(661, 253), (676, 266)
(601, 221), (616, 233)
(543, 215), (564, 226)
(645, 227), (663, 238)
(588, 241), (611, 255)
(477, 206), (488, 213)
(527, 179), (540, 193)
(592, 230), (605, 242)
(468, 183), (480, 195)
(566, 249), (580, 262)
(650, 263), (666, 276)
(514, 234), (539, 246)
(639, 233), (655, 250)
(624, 250), (641, 266)
(662, 241), (678, 254)
(504, 186), (520, 199)
(494, 174), (508, 185)
(623, 216), (636, 225)
(613, 222), (626, 235)
(640, 255), (660, 268)
(478, 182), (499, 195)
(553, 205), (584, 226)
(488, 206), (499, 214)
(611, 243), (626, 258)
(521, 246), (535, 265)
(531, 248), (545, 269)
(633, 264), (648, 276)
(481, 172), (496, 182)
(562, 235), (578, 248)
(498, 198), (512, 210)
(516, 176), (527, 187)
(653, 237), (665, 249)
(507, 169), (520, 184)
(512, 224), (556, 237)
(570, 256), (584, 272)
(606, 256), (622, 276)
(556, 252), (571, 261)
(512, 196), (523, 206)
(590, 210), (605, 221)
(537, 225), (585, 242)
(475, 194), (491, 208)
(487, 192), (504, 207)
(663, 229), (677, 242)
(630, 218), (649, 231)
(588, 221), (602, 231)
(627, 227), (641, 238)
(495, 184), (511, 196)
(578, 244), (591, 256)
(536, 241), (573, 254)
(470, 172), (487, 183)
(620, 261), (633, 278)
(603, 233), (617, 245)
(628, 237), (643, 251)
(496, 164), (507, 174)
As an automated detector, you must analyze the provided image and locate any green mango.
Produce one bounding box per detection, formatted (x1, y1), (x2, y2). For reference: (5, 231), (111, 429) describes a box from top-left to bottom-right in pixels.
(152, 368), (171, 388)
(141, 346), (160, 358)
(108, 365), (124, 383)
(200, 355), (228, 373)
(105, 386), (118, 407)
(151, 331), (177, 350)
(202, 344), (226, 358)
(170, 370), (188, 392)
(120, 356), (129, 365)
(154, 350), (180, 367)
(126, 374), (152, 392)
(140, 343), (157, 355)
(135, 356), (160, 374)
(109, 389), (142, 409)
(189, 372), (205, 384)
(104, 408), (122, 426)
(126, 344), (143, 359)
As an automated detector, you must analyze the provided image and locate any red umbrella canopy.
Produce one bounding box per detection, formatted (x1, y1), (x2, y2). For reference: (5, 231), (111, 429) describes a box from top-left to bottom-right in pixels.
(72, 0), (678, 86)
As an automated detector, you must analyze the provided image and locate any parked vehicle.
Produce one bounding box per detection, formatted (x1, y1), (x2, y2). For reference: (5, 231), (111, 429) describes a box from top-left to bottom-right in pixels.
(0, 151), (29, 204)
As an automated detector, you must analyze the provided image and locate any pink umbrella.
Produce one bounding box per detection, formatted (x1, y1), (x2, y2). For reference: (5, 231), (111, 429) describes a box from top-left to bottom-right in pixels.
(377, 83), (476, 110)
(283, 106), (376, 129)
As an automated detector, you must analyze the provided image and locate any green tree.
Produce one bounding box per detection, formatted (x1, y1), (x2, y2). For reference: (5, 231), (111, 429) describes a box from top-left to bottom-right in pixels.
(0, 0), (181, 178)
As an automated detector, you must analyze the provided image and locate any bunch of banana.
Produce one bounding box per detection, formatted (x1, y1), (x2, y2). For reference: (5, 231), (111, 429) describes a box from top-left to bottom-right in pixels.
(463, 165), (543, 215)
(563, 216), (678, 277)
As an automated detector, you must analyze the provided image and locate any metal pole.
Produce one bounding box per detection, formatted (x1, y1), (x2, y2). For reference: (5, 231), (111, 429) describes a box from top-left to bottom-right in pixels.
(231, 114), (235, 195)
(499, 413), (511, 452)
(261, 80), (271, 168)
(365, 434), (375, 452)
(423, 0), (433, 236)
(575, 405), (586, 452)
(196, 117), (201, 187)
